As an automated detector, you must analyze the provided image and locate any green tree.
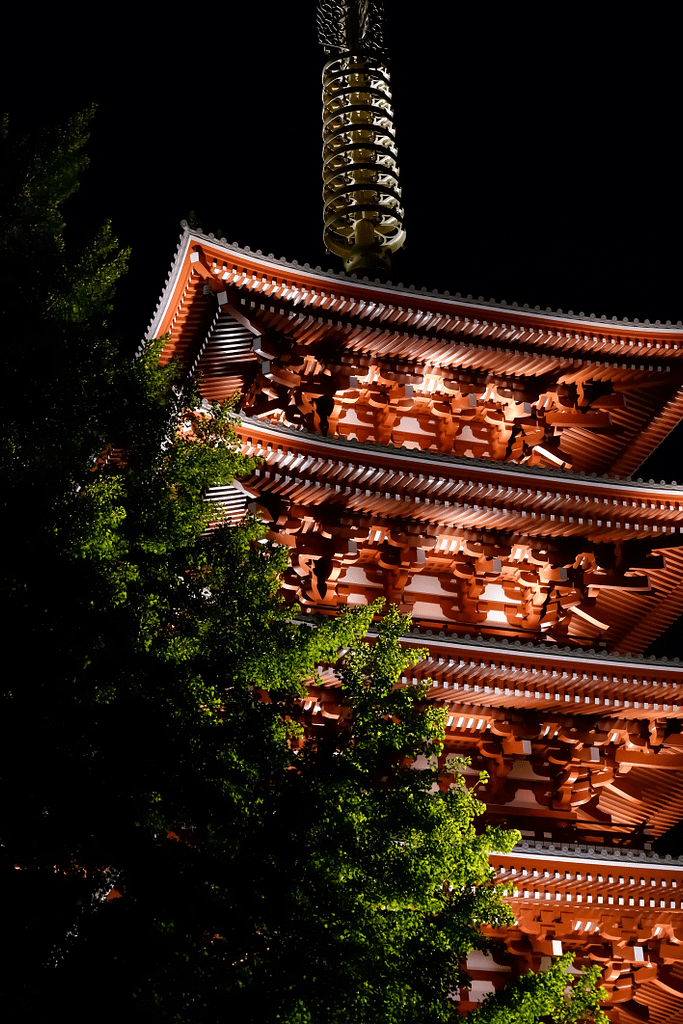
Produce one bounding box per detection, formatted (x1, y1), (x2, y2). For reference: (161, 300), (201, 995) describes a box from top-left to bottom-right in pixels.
(0, 106), (128, 500)
(0, 109), (607, 1024)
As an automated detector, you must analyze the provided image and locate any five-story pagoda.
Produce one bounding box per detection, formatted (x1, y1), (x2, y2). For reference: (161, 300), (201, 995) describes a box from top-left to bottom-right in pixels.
(147, 4), (683, 1020)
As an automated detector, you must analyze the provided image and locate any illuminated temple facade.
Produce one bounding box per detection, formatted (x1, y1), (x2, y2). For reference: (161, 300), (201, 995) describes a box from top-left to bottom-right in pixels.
(149, 225), (683, 1023)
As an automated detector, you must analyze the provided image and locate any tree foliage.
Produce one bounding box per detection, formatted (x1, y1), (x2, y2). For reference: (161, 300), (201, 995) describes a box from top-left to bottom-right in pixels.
(0, 108), (607, 1024)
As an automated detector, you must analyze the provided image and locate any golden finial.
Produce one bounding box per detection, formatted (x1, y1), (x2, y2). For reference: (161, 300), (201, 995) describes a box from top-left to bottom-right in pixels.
(317, 2), (405, 274)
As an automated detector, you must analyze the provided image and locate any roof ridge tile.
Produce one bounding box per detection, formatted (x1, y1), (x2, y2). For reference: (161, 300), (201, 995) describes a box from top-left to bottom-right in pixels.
(173, 224), (683, 328)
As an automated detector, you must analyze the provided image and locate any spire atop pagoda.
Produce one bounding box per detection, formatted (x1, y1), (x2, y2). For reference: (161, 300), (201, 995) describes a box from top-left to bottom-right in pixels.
(317, 1), (405, 274)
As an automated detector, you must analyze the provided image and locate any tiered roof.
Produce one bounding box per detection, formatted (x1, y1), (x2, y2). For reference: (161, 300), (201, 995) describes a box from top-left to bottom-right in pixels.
(150, 224), (683, 1022)
(149, 226), (683, 479)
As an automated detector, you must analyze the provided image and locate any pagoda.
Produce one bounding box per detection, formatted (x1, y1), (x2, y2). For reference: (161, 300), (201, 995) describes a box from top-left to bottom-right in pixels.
(146, 4), (683, 1021)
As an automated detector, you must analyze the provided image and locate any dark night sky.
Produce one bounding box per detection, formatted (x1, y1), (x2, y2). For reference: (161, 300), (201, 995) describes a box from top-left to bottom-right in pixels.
(4, 6), (681, 483)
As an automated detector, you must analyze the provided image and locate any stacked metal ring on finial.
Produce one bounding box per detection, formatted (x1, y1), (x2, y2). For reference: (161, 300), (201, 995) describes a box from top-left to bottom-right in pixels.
(322, 53), (405, 272)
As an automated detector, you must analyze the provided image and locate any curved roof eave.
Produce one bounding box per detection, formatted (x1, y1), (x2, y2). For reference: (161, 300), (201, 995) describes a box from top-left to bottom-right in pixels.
(509, 840), (683, 869)
(363, 620), (683, 674)
(237, 412), (683, 497)
(147, 224), (683, 337)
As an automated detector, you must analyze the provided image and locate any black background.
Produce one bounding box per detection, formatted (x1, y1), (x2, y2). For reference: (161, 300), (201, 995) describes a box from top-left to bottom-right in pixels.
(4, 7), (680, 338)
